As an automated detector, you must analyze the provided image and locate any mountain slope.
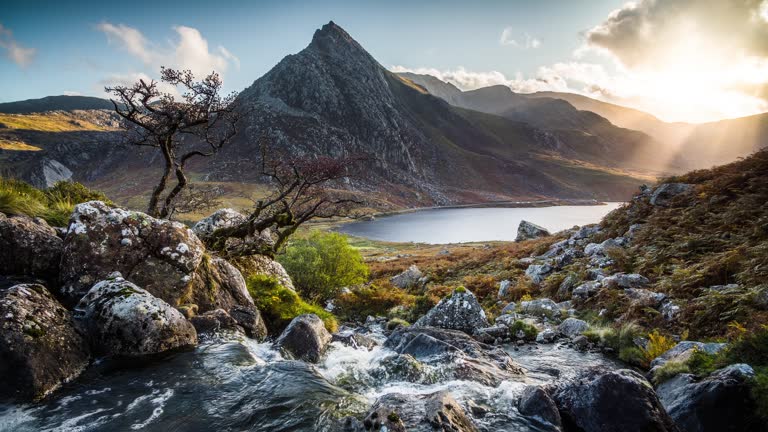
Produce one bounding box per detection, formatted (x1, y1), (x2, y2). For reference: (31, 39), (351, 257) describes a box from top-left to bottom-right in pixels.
(0, 96), (114, 114)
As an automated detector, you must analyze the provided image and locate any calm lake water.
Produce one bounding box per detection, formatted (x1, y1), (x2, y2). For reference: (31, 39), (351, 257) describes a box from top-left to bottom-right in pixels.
(337, 203), (623, 244)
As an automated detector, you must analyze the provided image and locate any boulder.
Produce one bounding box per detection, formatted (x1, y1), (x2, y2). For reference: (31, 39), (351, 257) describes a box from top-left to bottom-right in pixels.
(0, 214), (62, 285)
(625, 288), (667, 307)
(536, 329), (557, 343)
(572, 335), (590, 351)
(229, 305), (268, 340)
(602, 273), (650, 289)
(390, 265), (424, 289)
(517, 298), (560, 318)
(332, 329), (378, 350)
(657, 364), (760, 432)
(363, 396), (407, 432)
(424, 391), (479, 432)
(557, 273), (580, 298)
(558, 317), (589, 337)
(584, 238), (626, 257)
(192, 208), (247, 239)
(572, 225), (601, 241)
(518, 385), (562, 428)
(414, 288), (489, 334)
(275, 314), (331, 362)
(60, 201), (205, 306)
(229, 254), (295, 291)
(498, 279), (512, 298)
(525, 263), (552, 284)
(650, 183), (695, 207)
(192, 208), (276, 256)
(650, 341), (727, 369)
(0, 284), (90, 401)
(190, 309), (241, 335)
(516, 220), (550, 242)
(572, 281), (602, 301)
(363, 392), (478, 432)
(660, 301), (681, 322)
(554, 368), (679, 432)
(75, 275), (198, 356)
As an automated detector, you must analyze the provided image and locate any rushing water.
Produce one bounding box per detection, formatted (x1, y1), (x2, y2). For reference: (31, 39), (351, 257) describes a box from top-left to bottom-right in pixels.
(0, 328), (622, 432)
(336, 204), (623, 244)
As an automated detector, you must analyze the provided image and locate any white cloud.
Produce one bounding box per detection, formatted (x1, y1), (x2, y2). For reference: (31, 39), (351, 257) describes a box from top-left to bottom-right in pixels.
(97, 22), (155, 64)
(63, 91), (82, 96)
(0, 23), (36, 68)
(499, 27), (540, 49)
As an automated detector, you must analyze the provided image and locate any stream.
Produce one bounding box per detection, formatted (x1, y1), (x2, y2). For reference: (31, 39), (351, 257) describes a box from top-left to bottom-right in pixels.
(0, 324), (622, 432)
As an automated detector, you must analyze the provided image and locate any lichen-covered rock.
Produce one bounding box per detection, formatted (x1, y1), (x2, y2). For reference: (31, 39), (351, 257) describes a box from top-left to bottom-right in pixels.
(0, 214), (62, 285)
(516, 220), (550, 242)
(584, 237), (626, 257)
(275, 314), (331, 362)
(0, 284), (90, 401)
(193, 208), (276, 256)
(661, 301), (682, 322)
(192, 208), (247, 239)
(650, 341), (727, 369)
(650, 183), (695, 207)
(536, 328), (557, 343)
(229, 254), (295, 291)
(414, 288), (489, 334)
(518, 385), (561, 428)
(554, 368), (679, 432)
(60, 201), (204, 306)
(558, 317), (589, 337)
(657, 364), (759, 432)
(390, 264), (423, 289)
(602, 273), (650, 289)
(525, 263), (552, 284)
(190, 308), (242, 335)
(572, 281), (602, 301)
(517, 298), (560, 318)
(75, 276), (198, 356)
(624, 288), (667, 307)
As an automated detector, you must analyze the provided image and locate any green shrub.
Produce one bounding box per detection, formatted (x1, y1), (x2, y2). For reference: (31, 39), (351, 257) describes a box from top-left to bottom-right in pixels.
(722, 326), (768, 367)
(752, 367), (768, 421)
(641, 330), (677, 365)
(687, 348), (718, 376)
(246, 274), (338, 333)
(335, 283), (415, 322)
(0, 178), (111, 226)
(278, 231), (369, 303)
(652, 360), (691, 385)
(509, 320), (538, 341)
(0, 178), (47, 217)
(45, 180), (112, 205)
(619, 347), (647, 367)
(386, 318), (410, 331)
(583, 324), (616, 344)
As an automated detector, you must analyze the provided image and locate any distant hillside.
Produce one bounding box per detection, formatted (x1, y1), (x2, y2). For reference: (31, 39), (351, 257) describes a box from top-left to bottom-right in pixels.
(0, 95), (113, 114)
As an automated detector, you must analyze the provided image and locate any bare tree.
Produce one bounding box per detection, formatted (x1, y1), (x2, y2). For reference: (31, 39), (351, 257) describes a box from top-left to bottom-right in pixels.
(166, 184), (225, 221)
(106, 67), (239, 218)
(206, 140), (365, 257)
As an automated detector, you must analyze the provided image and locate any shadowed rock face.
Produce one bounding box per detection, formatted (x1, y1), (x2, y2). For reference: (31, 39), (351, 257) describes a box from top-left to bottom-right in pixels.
(0, 214), (62, 286)
(414, 288), (489, 334)
(275, 314), (331, 363)
(0, 284), (90, 401)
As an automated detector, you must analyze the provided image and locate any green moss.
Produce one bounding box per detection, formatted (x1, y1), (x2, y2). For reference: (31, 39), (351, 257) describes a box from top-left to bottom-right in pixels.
(619, 347), (647, 367)
(509, 320), (538, 341)
(454, 286), (466, 294)
(652, 360), (691, 385)
(386, 318), (410, 331)
(247, 274), (338, 333)
(387, 412), (400, 422)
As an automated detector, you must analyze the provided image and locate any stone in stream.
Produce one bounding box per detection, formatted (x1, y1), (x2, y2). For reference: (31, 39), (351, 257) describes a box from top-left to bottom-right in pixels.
(414, 288), (489, 334)
(275, 313), (331, 362)
(0, 214), (63, 286)
(536, 329), (557, 343)
(75, 275), (198, 357)
(656, 364), (759, 432)
(363, 391), (479, 432)
(190, 308), (242, 335)
(516, 220), (550, 242)
(0, 284), (91, 401)
(554, 368), (679, 432)
(518, 385), (562, 428)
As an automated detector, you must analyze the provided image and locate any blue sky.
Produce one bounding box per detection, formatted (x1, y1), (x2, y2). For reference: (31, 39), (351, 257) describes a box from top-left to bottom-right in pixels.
(2, 0), (768, 122)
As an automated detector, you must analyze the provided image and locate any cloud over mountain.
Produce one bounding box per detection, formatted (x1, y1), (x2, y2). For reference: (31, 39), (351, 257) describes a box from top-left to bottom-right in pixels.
(0, 23), (36, 68)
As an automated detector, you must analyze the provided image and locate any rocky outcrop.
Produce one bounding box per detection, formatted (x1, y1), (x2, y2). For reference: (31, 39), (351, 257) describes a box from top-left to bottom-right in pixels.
(60, 201), (205, 306)
(390, 265), (424, 289)
(554, 368), (679, 432)
(525, 263), (552, 284)
(192, 208), (275, 256)
(518, 385), (562, 428)
(414, 288), (488, 334)
(190, 309), (242, 335)
(657, 364), (760, 432)
(516, 298), (560, 318)
(192, 208), (247, 239)
(0, 284), (90, 401)
(650, 341), (727, 369)
(557, 317), (588, 338)
(650, 183), (695, 207)
(75, 275), (198, 357)
(229, 254), (295, 291)
(602, 273), (650, 289)
(275, 314), (331, 362)
(0, 214), (62, 284)
(516, 220), (550, 242)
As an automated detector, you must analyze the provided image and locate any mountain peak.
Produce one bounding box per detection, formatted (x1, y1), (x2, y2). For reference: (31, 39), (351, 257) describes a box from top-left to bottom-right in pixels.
(311, 21), (355, 46)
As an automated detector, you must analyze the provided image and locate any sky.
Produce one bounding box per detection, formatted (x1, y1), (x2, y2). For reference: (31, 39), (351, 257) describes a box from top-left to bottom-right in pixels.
(1, 0), (768, 123)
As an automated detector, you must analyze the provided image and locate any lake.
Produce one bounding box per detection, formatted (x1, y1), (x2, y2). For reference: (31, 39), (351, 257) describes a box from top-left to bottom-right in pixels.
(336, 203), (623, 244)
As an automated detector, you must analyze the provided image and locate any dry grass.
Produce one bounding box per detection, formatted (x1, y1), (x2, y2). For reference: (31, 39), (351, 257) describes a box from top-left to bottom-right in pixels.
(0, 112), (112, 132)
(0, 139), (41, 151)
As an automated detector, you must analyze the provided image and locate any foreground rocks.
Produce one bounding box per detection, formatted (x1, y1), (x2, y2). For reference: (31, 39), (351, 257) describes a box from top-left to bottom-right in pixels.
(192, 208), (276, 257)
(0, 284), (90, 401)
(414, 288), (488, 334)
(362, 391), (478, 432)
(554, 368), (679, 432)
(75, 275), (198, 357)
(518, 385), (562, 428)
(275, 314), (331, 362)
(0, 214), (62, 285)
(516, 220), (550, 242)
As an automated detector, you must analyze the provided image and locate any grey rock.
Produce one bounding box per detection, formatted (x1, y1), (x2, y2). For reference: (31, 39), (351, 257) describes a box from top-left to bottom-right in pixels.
(518, 385), (561, 427)
(0, 214), (62, 285)
(363, 391), (479, 432)
(650, 183), (695, 207)
(193, 208), (275, 256)
(572, 281), (601, 300)
(572, 335), (590, 351)
(192, 208), (246, 239)
(275, 314), (331, 362)
(498, 279), (512, 298)
(332, 329), (378, 350)
(0, 284), (90, 401)
(584, 238), (626, 257)
(516, 220), (550, 242)
(424, 391), (479, 431)
(536, 329), (557, 343)
(660, 301), (682, 321)
(525, 263), (553, 284)
(571, 225), (601, 241)
(557, 273), (580, 298)
(651, 341), (727, 369)
(414, 288), (489, 334)
(75, 276), (198, 357)
(390, 264), (424, 289)
(558, 317), (589, 337)
(517, 298), (560, 318)
(602, 273), (650, 289)
(190, 308), (242, 335)
(624, 288), (667, 307)
(229, 254), (295, 291)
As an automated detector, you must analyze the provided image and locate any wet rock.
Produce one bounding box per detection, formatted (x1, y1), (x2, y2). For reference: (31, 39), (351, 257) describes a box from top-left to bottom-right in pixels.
(525, 263), (552, 284)
(516, 220), (550, 242)
(0, 284), (90, 401)
(332, 329), (378, 350)
(554, 368), (678, 432)
(518, 385), (562, 428)
(75, 276), (198, 357)
(390, 264), (424, 289)
(602, 273), (650, 289)
(0, 214), (62, 285)
(414, 288), (489, 334)
(60, 201), (204, 306)
(229, 305), (268, 340)
(624, 288), (667, 307)
(657, 364), (759, 432)
(364, 392), (478, 432)
(558, 317), (588, 338)
(190, 309), (242, 335)
(363, 394), (415, 432)
(275, 314), (331, 362)
(371, 354), (431, 383)
(424, 391), (479, 432)
(536, 329), (557, 343)
(572, 335), (590, 351)
(650, 183), (695, 207)
(517, 298), (559, 318)
(229, 254), (295, 291)
(650, 341), (727, 369)
(498, 279), (512, 298)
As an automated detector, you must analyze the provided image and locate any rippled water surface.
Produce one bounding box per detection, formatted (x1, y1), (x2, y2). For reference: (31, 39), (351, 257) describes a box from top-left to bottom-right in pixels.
(336, 204), (623, 244)
(0, 330), (621, 432)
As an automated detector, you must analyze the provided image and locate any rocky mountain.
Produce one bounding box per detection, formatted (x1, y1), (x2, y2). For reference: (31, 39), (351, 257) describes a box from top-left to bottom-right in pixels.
(0, 95), (114, 114)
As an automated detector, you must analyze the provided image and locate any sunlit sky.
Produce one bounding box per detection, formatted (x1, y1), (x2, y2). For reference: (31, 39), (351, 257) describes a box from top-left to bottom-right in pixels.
(2, 0), (768, 123)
